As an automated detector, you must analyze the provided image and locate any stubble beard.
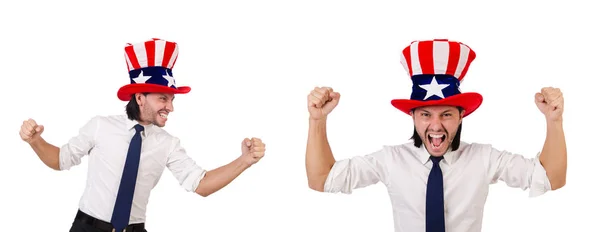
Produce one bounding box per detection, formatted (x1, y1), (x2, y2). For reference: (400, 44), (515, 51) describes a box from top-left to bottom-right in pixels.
(142, 104), (163, 127)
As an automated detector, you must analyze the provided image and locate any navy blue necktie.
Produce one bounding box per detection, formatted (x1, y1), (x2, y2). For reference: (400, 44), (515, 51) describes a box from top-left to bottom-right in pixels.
(426, 156), (445, 232)
(111, 124), (144, 231)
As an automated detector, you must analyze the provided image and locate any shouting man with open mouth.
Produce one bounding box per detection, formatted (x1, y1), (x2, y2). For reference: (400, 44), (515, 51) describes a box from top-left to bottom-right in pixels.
(305, 39), (567, 232)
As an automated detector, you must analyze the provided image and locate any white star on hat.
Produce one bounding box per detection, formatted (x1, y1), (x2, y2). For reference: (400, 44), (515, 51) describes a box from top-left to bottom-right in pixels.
(132, 71), (152, 83)
(163, 72), (175, 88)
(419, 76), (449, 100)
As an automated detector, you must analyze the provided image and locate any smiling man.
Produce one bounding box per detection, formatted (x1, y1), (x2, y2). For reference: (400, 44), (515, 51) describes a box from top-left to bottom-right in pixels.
(20, 38), (266, 232)
(305, 39), (567, 232)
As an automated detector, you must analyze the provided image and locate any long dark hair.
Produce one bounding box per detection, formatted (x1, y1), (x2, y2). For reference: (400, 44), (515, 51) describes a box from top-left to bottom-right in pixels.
(410, 107), (463, 151)
(125, 93), (148, 121)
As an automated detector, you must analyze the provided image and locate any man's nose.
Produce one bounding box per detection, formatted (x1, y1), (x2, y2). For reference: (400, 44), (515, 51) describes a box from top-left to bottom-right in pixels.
(166, 101), (174, 112)
(428, 117), (443, 131)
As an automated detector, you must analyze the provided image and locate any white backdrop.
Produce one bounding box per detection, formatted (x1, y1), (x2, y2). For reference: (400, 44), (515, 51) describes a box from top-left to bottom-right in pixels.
(1, 0), (596, 231)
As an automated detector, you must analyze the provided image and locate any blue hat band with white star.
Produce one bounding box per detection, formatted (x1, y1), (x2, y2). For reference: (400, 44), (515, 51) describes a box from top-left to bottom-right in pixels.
(129, 67), (177, 89)
(410, 74), (461, 101)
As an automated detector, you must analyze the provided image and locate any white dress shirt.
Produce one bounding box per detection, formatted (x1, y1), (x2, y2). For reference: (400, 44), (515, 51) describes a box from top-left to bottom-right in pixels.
(324, 141), (551, 232)
(59, 115), (207, 224)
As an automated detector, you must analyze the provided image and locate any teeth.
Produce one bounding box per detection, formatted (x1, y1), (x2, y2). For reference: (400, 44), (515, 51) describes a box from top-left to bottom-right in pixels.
(160, 113), (168, 119)
(429, 134), (445, 149)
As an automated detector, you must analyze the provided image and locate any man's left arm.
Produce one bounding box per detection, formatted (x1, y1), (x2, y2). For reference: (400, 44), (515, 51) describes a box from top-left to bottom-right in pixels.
(536, 87), (567, 190)
(166, 137), (266, 197)
(486, 87), (567, 196)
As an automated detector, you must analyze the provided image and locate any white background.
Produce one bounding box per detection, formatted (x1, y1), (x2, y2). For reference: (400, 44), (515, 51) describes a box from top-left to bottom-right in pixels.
(0, 0), (597, 231)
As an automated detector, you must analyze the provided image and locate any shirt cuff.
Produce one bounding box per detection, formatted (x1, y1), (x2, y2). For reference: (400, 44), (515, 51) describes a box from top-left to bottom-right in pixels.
(323, 159), (352, 194)
(185, 169), (207, 193)
(529, 152), (552, 197)
(58, 144), (77, 171)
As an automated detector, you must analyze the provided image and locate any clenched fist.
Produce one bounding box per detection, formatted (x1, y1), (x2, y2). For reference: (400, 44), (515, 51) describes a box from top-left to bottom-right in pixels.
(535, 87), (564, 122)
(307, 86), (340, 120)
(240, 137), (266, 166)
(20, 118), (45, 144)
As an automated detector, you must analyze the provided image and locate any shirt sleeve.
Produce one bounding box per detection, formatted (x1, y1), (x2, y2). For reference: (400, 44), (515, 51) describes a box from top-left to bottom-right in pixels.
(485, 145), (552, 197)
(166, 137), (207, 193)
(323, 147), (390, 194)
(58, 116), (100, 170)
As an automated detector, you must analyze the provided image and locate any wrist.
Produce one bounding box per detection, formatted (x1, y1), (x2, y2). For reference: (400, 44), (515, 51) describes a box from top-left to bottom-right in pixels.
(309, 117), (327, 125)
(546, 118), (563, 129)
(236, 155), (253, 169)
(28, 137), (44, 147)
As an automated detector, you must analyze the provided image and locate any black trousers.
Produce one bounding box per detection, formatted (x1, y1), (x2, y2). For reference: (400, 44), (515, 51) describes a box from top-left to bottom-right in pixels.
(69, 210), (147, 232)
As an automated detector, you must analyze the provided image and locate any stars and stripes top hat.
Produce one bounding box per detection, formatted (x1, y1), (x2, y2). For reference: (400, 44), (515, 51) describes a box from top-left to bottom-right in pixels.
(117, 38), (191, 101)
(390, 39), (483, 117)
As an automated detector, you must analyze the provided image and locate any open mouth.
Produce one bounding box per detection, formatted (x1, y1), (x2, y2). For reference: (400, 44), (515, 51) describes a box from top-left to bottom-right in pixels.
(159, 111), (168, 119)
(427, 134), (446, 149)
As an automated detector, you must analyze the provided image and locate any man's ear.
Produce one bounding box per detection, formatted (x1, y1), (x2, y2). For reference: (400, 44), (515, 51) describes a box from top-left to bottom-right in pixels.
(135, 93), (145, 105)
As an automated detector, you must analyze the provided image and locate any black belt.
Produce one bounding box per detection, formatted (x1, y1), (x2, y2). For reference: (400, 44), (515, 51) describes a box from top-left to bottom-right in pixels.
(75, 210), (145, 232)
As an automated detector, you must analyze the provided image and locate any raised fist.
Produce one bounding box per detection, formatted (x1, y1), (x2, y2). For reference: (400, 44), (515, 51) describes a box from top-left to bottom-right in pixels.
(20, 118), (45, 144)
(535, 87), (564, 122)
(307, 86), (340, 120)
(241, 137), (266, 166)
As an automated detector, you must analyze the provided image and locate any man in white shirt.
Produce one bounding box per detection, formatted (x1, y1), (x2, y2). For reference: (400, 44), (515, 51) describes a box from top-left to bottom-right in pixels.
(19, 38), (267, 232)
(304, 39), (567, 232)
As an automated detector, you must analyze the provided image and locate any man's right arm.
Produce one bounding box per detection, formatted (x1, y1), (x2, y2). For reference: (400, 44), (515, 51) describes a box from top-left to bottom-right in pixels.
(305, 86), (388, 193)
(305, 118), (389, 194)
(21, 116), (99, 171)
(305, 118), (336, 191)
(29, 138), (61, 170)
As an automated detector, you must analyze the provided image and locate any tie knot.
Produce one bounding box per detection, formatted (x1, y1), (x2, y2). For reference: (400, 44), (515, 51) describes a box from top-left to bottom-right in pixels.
(134, 124), (144, 133)
(430, 156), (444, 165)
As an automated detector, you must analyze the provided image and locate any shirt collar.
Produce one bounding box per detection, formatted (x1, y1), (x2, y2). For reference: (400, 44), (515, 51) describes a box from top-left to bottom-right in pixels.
(417, 144), (457, 166)
(125, 117), (157, 137)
